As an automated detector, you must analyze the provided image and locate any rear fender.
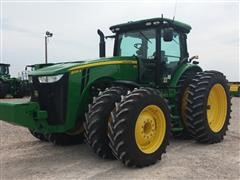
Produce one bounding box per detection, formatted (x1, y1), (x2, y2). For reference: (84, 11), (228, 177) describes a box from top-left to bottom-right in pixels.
(170, 63), (202, 88)
(165, 64), (202, 98)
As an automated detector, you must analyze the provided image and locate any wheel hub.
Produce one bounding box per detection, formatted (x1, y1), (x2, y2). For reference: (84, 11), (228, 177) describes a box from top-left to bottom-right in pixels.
(207, 83), (227, 133)
(140, 118), (155, 142)
(135, 105), (166, 154)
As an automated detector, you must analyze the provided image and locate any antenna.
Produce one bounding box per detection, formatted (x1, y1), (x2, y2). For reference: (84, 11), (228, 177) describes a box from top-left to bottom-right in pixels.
(173, 0), (177, 21)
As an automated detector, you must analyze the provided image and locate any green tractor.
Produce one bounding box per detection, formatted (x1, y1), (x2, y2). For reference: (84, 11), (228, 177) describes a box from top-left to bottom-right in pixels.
(0, 18), (231, 167)
(0, 63), (29, 98)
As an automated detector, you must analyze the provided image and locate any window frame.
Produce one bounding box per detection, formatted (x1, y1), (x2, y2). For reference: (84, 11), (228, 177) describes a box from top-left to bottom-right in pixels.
(113, 25), (189, 85)
(113, 27), (157, 58)
(114, 27), (187, 61)
(160, 29), (183, 63)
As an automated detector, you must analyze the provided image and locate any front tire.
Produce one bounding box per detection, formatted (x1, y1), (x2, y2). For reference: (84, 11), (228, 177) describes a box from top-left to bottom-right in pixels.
(108, 88), (170, 167)
(47, 132), (84, 145)
(185, 71), (231, 143)
(29, 129), (48, 141)
(84, 86), (128, 159)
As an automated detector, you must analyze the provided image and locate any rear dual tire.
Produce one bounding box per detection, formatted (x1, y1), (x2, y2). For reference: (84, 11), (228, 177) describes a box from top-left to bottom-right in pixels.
(185, 71), (231, 143)
(172, 71), (198, 139)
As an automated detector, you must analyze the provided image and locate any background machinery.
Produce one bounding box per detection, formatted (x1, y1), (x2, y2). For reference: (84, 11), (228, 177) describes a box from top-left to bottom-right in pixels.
(229, 82), (240, 97)
(0, 63), (30, 98)
(0, 18), (232, 167)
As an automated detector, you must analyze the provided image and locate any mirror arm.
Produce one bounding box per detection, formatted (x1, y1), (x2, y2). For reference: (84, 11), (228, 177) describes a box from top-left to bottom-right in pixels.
(178, 57), (188, 66)
(189, 55), (199, 63)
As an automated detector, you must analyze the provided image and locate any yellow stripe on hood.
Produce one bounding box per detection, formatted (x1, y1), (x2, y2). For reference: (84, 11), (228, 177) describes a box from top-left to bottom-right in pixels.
(69, 60), (137, 71)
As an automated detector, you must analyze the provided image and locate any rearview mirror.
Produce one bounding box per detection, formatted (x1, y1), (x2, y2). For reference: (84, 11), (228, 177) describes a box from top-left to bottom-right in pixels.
(163, 28), (173, 42)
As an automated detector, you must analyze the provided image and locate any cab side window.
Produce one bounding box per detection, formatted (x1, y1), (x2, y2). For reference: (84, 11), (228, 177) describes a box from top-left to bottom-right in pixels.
(161, 31), (181, 68)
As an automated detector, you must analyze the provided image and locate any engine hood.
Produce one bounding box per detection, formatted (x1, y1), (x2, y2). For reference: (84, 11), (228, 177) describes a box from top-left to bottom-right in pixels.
(29, 56), (137, 76)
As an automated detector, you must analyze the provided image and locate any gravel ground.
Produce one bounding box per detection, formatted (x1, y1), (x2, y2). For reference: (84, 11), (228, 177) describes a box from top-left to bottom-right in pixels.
(0, 98), (239, 180)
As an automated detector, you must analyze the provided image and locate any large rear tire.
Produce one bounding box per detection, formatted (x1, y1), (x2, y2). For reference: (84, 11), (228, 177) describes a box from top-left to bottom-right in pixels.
(185, 71), (231, 143)
(108, 88), (170, 167)
(172, 71), (199, 139)
(84, 86), (127, 159)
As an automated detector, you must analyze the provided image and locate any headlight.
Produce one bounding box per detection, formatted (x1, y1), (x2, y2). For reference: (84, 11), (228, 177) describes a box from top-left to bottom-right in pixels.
(38, 74), (63, 83)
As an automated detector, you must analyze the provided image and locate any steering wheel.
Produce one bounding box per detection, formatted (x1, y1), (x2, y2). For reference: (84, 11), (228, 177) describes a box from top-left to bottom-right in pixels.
(134, 43), (142, 50)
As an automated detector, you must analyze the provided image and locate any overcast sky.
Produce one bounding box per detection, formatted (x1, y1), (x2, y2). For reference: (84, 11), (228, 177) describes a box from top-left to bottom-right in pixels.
(1, 1), (239, 81)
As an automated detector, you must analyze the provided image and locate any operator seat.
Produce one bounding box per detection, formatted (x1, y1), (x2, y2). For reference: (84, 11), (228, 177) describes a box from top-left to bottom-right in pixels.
(139, 51), (166, 83)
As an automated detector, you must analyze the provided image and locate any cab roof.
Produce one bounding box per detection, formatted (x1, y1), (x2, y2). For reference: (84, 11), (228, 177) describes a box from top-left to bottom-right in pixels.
(0, 63), (10, 66)
(110, 17), (191, 34)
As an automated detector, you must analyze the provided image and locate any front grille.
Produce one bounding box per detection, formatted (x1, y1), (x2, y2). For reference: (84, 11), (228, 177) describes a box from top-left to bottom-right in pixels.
(32, 74), (68, 125)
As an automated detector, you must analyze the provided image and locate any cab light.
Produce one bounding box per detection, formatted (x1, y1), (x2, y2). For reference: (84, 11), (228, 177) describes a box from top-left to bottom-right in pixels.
(145, 22), (152, 26)
(153, 21), (160, 25)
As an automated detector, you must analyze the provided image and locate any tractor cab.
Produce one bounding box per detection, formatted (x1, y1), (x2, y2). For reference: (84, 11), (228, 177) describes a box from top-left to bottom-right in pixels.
(99, 18), (192, 85)
(110, 18), (192, 85)
(0, 63), (10, 77)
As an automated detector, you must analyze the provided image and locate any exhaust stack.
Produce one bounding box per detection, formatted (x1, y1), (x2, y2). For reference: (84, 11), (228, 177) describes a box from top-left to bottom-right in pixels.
(97, 29), (106, 58)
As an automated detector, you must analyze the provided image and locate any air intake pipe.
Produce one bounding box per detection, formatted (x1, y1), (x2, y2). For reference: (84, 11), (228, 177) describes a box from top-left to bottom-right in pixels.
(97, 29), (106, 58)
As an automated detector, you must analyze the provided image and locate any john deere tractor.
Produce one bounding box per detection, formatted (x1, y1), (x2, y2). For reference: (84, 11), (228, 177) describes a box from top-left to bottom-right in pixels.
(0, 63), (29, 98)
(0, 18), (231, 167)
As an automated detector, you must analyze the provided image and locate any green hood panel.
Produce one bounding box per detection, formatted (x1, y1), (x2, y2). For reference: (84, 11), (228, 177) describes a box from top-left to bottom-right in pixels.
(29, 56), (137, 76)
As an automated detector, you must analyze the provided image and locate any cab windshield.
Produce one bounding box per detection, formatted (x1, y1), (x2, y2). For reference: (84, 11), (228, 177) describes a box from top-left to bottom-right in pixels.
(0, 65), (9, 75)
(116, 28), (156, 59)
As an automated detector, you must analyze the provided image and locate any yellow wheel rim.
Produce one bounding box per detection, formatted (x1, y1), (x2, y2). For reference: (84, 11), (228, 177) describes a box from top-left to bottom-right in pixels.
(207, 84), (227, 133)
(135, 105), (166, 154)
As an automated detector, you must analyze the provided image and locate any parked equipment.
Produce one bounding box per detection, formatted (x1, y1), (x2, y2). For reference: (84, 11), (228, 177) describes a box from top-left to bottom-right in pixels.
(0, 18), (232, 167)
(0, 63), (30, 98)
(229, 82), (240, 97)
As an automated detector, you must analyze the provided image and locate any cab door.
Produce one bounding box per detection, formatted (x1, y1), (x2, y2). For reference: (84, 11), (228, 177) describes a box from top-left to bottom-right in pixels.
(160, 30), (182, 83)
(116, 28), (157, 84)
